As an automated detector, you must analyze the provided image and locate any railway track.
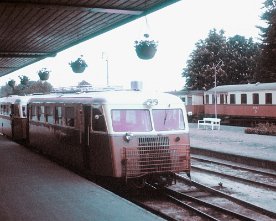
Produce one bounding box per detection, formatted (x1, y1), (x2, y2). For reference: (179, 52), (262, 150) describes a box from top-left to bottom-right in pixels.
(191, 155), (276, 191)
(124, 175), (276, 221)
(93, 155), (276, 220)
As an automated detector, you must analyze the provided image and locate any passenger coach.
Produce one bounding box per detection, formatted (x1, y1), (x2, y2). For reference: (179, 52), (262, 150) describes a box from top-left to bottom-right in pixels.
(204, 82), (276, 124)
(0, 95), (29, 140)
(26, 89), (190, 187)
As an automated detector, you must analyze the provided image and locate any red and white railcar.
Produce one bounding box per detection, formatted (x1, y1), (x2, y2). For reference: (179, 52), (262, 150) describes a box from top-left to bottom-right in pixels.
(204, 82), (276, 124)
(0, 95), (29, 140)
(26, 89), (190, 187)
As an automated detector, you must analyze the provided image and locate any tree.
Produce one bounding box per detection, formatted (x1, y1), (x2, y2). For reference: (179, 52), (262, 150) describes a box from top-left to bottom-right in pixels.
(224, 35), (260, 85)
(182, 29), (227, 90)
(182, 29), (260, 90)
(256, 0), (276, 82)
(78, 80), (91, 86)
(1, 80), (53, 97)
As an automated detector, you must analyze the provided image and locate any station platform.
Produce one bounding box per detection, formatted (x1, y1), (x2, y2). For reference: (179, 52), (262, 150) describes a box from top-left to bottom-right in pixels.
(189, 123), (276, 170)
(0, 135), (163, 221)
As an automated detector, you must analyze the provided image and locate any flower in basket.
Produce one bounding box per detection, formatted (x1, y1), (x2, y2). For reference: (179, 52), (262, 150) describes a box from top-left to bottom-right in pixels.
(38, 68), (50, 81)
(69, 56), (88, 73)
(8, 79), (16, 88)
(134, 34), (158, 60)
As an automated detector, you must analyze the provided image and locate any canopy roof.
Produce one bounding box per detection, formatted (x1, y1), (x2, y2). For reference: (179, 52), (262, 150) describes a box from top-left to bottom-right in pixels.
(0, 0), (179, 77)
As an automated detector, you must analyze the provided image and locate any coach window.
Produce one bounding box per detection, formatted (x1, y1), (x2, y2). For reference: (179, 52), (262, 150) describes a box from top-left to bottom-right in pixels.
(37, 106), (42, 121)
(30, 106), (36, 120)
(45, 106), (54, 123)
(265, 93), (272, 104)
(92, 107), (107, 132)
(219, 94), (224, 104)
(22, 106), (27, 117)
(65, 107), (75, 127)
(253, 93), (259, 104)
(187, 96), (192, 105)
(230, 94), (236, 104)
(241, 94), (247, 104)
(205, 95), (209, 104)
(54, 106), (62, 125)
(14, 105), (20, 117)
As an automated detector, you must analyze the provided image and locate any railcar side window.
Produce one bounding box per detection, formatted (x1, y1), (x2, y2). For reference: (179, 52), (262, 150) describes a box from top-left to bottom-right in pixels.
(187, 96), (192, 105)
(152, 109), (185, 131)
(111, 109), (152, 132)
(22, 106), (27, 117)
(241, 94), (247, 104)
(265, 93), (272, 104)
(65, 107), (75, 127)
(37, 106), (42, 121)
(205, 95), (209, 104)
(92, 107), (107, 132)
(14, 105), (20, 117)
(30, 106), (36, 120)
(45, 106), (54, 123)
(220, 94), (224, 104)
(253, 93), (259, 104)
(55, 106), (62, 125)
(230, 94), (236, 104)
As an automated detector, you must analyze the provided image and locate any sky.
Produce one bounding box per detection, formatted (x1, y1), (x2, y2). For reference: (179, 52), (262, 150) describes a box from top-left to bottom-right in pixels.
(0, 0), (266, 92)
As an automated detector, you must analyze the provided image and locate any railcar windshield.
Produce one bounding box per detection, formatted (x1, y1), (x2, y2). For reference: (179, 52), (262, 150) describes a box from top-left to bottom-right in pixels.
(111, 109), (152, 132)
(152, 109), (185, 131)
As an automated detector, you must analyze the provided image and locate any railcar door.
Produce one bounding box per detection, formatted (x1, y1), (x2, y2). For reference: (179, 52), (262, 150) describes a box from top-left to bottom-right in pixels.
(83, 105), (91, 170)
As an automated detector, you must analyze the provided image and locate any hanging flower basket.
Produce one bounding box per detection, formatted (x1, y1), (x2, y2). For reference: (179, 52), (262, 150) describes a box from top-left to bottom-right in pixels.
(38, 68), (50, 81)
(19, 75), (29, 85)
(134, 34), (158, 60)
(69, 56), (88, 73)
(8, 79), (15, 88)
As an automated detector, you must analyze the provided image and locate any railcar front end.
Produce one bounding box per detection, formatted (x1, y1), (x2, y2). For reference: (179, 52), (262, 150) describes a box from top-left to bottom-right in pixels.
(103, 93), (191, 187)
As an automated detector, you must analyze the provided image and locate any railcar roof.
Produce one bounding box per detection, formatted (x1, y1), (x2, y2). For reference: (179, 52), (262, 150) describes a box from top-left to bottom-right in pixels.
(167, 90), (205, 96)
(0, 94), (58, 104)
(0, 95), (32, 104)
(207, 82), (276, 93)
(28, 90), (184, 106)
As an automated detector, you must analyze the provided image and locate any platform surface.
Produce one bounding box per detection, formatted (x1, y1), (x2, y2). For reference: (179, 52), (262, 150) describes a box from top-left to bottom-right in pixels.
(189, 123), (276, 162)
(0, 135), (163, 221)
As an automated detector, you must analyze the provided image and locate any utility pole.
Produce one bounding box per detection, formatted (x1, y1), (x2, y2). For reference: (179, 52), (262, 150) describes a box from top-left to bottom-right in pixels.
(102, 52), (109, 86)
(213, 59), (223, 119)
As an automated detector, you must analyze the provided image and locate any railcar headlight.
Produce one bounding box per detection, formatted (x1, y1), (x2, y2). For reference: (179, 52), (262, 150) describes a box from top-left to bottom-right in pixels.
(175, 136), (180, 142)
(144, 99), (158, 107)
(124, 132), (133, 142)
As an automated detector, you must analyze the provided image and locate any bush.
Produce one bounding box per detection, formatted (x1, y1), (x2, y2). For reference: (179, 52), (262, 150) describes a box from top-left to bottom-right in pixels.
(245, 123), (276, 136)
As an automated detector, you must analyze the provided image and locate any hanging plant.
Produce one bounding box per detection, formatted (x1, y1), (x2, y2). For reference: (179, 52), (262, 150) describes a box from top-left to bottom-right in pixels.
(8, 79), (16, 88)
(18, 75), (29, 85)
(69, 56), (88, 73)
(134, 34), (158, 60)
(38, 68), (50, 81)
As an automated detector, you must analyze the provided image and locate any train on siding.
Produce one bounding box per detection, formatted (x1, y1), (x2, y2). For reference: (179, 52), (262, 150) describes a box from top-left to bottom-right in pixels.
(169, 82), (276, 126)
(0, 88), (191, 187)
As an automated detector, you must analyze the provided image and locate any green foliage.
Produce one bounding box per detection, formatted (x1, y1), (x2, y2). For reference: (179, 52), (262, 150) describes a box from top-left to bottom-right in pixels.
(0, 80), (53, 97)
(8, 79), (16, 88)
(18, 75), (30, 85)
(182, 29), (260, 90)
(69, 56), (88, 73)
(78, 80), (91, 86)
(245, 123), (276, 136)
(256, 0), (276, 82)
(38, 68), (50, 81)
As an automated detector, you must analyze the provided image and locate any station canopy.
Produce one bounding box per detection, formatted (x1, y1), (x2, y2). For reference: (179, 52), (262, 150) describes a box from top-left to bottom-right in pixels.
(0, 0), (179, 77)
